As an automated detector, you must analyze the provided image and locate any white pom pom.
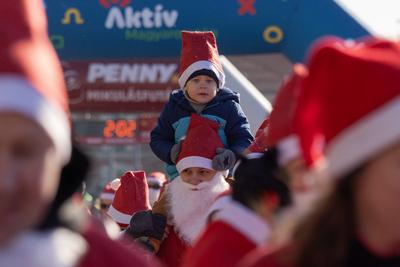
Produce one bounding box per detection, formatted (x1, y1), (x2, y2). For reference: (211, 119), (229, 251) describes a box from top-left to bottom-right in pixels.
(110, 178), (121, 191)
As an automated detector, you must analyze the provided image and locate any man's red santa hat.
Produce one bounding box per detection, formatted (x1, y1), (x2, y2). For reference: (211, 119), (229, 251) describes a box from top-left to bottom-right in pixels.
(100, 178), (121, 202)
(178, 31), (225, 89)
(0, 0), (71, 164)
(176, 114), (225, 174)
(108, 171), (151, 228)
(295, 37), (400, 178)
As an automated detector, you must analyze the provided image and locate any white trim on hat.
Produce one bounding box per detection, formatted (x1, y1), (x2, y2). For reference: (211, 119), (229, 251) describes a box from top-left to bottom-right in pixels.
(325, 96), (400, 178)
(107, 205), (131, 225)
(179, 60), (225, 89)
(176, 156), (213, 173)
(100, 192), (115, 201)
(0, 75), (71, 164)
(277, 135), (301, 166)
(214, 196), (270, 245)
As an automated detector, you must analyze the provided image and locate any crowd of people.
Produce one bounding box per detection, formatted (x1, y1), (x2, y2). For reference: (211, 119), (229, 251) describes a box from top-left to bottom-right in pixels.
(1, 0), (400, 266)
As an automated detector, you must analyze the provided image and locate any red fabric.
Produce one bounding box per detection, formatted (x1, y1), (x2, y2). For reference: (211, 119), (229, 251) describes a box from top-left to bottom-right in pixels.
(157, 226), (189, 267)
(294, 37), (400, 166)
(179, 31), (223, 76)
(266, 64), (307, 147)
(0, 0), (69, 112)
(237, 244), (293, 267)
(247, 117), (270, 153)
(181, 220), (256, 267)
(78, 226), (161, 267)
(247, 64), (307, 153)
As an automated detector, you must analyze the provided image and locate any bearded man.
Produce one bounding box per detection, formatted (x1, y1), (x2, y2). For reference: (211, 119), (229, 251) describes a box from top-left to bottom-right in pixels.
(126, 114), (231, 267)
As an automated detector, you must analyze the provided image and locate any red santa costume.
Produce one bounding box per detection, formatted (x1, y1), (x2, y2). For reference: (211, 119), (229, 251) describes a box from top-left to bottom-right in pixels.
(0, 1), (160, 266)
(238, 37), (400, 267)
(181, 194), (271, 267)
(157, 114), (230, 267)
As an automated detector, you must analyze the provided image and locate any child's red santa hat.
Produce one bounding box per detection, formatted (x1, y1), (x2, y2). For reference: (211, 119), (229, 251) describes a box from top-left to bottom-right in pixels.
(178, 31), (225, 89)
(100, 178), (121, 202)
(0, 0), (71, 164)
(295, 37), (400, 178)
(176, 114), (226, 174)
(266, 64), (308, 165)
(108, 171), (151, 228)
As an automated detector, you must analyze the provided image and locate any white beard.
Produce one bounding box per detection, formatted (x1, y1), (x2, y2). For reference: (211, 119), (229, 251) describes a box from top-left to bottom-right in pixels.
(167, 172), (230, 244)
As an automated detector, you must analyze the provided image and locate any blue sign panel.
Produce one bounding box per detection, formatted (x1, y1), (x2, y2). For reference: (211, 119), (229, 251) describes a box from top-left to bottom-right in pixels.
(46, 0), (369, 62)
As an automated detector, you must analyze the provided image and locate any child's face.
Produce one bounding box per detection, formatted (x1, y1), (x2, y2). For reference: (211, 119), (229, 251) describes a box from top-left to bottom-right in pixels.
(0, 113), (61, 246)
(185, 75), (217, 104)
(180, 167), (216, 185)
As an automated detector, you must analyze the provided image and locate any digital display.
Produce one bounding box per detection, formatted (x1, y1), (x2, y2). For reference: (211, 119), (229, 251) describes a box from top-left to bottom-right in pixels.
(72, 114), (158, 145)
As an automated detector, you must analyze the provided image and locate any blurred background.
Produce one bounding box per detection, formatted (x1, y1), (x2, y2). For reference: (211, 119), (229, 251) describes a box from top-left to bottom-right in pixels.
(45, 0), (398, 196)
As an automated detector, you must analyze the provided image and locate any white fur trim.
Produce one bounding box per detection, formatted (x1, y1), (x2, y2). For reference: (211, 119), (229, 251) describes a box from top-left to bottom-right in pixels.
(0, 228), (87, 267)
(0, 75), (71, 164)
(100, 192), (115, 201)
(176, 156), (213, 173)
(107, 205), (131, 225)
(325, 96), (400, 178)
(214, 197), (270, 245)
(208, 194), (232, 218)
(179, 60), (225, 88)
(277, 135), (300, 166)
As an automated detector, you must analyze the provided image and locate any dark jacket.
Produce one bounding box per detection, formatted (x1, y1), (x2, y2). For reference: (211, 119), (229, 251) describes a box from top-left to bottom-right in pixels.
(150, 87), (253, 180)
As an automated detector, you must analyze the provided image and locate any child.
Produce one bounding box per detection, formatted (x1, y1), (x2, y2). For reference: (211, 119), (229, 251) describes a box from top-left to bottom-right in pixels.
(150, 31), (253, 180)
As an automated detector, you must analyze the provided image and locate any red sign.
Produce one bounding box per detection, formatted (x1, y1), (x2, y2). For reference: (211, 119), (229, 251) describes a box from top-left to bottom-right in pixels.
(63, 60), (179, 112)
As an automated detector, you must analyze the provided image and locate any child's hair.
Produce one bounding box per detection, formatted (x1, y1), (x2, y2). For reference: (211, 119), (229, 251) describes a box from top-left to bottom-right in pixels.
(232, 148), (292, 209)
(185, 69), (220, 88)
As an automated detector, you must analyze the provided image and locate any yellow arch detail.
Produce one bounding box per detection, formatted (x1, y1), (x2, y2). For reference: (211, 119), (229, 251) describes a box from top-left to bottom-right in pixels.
(62, 8), (84, 25)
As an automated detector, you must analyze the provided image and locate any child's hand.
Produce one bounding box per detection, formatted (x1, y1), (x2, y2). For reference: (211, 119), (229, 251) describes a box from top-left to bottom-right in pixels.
(212, 148), (236, 171)
(170, 141), (183, 164)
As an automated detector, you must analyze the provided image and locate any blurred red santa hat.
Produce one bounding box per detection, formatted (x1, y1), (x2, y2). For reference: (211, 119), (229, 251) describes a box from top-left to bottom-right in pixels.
(0, 0), (71, 164)
(295, 37), (400, 178)
(107, 171), (151, 228)
(100, 178), (121, 202)
(176, 114), (225, 173)
(178, 31), (225, 88)
(266, 64), (308, 165)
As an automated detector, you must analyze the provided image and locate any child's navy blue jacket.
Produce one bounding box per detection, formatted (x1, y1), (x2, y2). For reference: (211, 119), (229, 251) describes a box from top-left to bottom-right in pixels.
(150, 87), (253, 180)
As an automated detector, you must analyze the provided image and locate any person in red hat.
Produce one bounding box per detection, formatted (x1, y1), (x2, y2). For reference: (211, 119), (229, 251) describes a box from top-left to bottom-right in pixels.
(181, 149), (291, 267)
(150, 30), (253, 181)
(107, 171), (152, 230)
(0, 1), (161, 266)
(130, 114), (231, 267)
(97, 178), (120, 212)
(146, 171), (167, 206)
(238, 37), (400, 267)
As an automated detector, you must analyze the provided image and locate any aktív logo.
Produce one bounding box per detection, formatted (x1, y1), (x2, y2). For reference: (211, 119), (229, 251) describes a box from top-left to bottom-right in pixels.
(104, 4), (179, 29)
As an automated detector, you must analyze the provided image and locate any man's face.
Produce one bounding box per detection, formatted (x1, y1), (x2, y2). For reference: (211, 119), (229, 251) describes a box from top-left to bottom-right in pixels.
(180, 167), (217, 187)
(0, 113), (61, 246)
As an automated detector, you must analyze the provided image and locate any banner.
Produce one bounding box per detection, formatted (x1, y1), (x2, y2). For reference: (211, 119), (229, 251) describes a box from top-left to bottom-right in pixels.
(63, 59), (179, 112)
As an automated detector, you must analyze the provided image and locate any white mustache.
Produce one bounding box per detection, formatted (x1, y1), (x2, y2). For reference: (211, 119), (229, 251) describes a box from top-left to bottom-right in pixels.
(182, 180), (213, 191)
